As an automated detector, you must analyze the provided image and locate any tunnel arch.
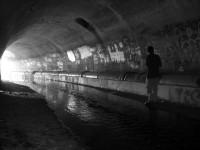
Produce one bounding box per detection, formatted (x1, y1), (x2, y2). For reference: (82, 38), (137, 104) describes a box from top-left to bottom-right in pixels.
(0, 0), (200, 74)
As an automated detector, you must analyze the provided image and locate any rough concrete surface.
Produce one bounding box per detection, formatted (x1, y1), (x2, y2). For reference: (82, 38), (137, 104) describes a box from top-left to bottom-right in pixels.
(0, 82), (87, 150)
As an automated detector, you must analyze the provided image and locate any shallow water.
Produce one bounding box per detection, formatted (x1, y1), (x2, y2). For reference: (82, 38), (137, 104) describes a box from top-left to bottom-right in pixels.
(27, 80), (200, 150)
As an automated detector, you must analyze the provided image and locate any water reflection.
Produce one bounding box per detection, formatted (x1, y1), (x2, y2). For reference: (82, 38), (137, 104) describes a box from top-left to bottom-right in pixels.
(27, 81), (200, 150)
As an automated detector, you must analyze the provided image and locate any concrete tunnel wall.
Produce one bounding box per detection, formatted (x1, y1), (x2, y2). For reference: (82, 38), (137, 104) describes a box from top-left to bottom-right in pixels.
(0, 0), (200, 105)
(6, 0), (200, 74)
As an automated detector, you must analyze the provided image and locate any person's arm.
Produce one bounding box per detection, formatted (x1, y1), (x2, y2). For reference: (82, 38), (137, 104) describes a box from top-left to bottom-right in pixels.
(146, 56), (150, 68)
(158, 55), (162, 67)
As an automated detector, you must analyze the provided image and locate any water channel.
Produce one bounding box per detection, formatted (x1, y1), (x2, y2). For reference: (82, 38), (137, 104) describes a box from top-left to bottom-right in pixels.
(19, 80), (200, 150)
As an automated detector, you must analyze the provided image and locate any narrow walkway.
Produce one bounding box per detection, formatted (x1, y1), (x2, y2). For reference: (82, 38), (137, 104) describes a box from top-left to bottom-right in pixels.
(0, 82), (87, 150)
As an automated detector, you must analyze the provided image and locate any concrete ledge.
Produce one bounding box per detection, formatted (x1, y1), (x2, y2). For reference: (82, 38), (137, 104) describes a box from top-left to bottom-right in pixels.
(62, 76), (200, 108)
(158, 85), (200, 107)
(10, 71), (200, 108)
(160, 73), (200, 88)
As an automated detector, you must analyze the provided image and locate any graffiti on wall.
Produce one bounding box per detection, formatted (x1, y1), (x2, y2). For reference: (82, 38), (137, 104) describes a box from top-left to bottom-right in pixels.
(162, 20), (200, 71)
(17, 34), (143, 72)
(107, 43), (125, 62)
(64, 35), (143, 71)
(85, 35), (142, 68)
(175, 88), (200, 106)
(93, 44), (109, 64)
(67, 51), (76, 62)
(16, 19), (200, 73)
(78, 46), (92, 59)
(122, 36), (142, 69)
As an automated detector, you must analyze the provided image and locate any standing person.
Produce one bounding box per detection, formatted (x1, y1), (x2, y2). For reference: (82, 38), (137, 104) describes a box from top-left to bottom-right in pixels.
(145, 46), (162, 104)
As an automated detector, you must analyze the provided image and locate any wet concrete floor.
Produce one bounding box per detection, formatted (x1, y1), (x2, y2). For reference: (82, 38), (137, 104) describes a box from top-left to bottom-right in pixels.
(23, 80), (200, 150)
(0, 82), (87, 150)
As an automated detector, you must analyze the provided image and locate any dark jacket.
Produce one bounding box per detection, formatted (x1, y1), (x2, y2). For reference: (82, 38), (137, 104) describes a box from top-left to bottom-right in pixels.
(146, 53), (162, 79)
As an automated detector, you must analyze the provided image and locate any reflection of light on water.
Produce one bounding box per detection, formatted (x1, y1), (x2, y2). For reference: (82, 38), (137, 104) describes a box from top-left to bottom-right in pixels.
(48, 93), (53, 99)
(31, 81), (96, 122)
(67, 95), (76, 112)
(37, 87), (42, 93)
(79, 106), (96, 121)
(66, 94), (95, 121)
(46, 91), (57, 110)
(58, 91), (64, 100)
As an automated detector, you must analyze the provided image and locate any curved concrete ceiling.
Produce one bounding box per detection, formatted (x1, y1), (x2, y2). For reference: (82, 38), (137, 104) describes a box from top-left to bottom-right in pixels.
(0, 0), (200, 60)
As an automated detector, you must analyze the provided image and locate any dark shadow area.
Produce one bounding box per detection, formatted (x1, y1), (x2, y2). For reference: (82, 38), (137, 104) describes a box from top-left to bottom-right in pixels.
(75, 18), (90, 30)
(0, 81), (86, 150)
(197, 78), (200, 87)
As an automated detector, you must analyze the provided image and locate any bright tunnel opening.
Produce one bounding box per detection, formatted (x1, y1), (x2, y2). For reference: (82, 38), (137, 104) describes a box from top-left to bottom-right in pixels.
(0, 50), (17, 81)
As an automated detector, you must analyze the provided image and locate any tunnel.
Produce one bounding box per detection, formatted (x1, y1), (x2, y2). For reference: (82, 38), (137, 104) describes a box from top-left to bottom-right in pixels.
(0, 0), (200, 149)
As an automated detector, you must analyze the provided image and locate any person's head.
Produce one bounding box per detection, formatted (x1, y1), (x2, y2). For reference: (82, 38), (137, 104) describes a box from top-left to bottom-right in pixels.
(147, 46), (154, 54)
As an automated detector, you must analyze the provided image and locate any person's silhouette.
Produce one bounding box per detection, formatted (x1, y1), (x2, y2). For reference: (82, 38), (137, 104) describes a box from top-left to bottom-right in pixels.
(145, 46), (162, 104)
